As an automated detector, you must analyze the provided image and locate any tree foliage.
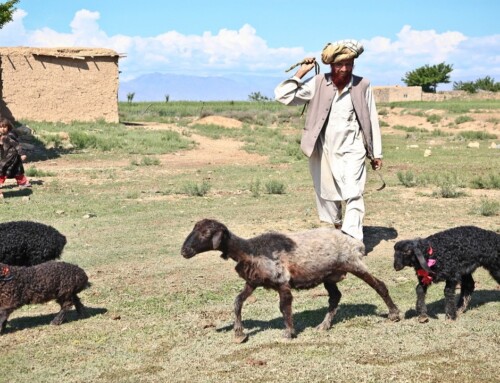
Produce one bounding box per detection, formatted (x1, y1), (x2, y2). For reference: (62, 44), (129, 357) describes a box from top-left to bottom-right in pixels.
(402, 62), (453, 93)
(0, 0), (18, 29)
(454, 76), (500, 93)
(248, 91), (271, 102)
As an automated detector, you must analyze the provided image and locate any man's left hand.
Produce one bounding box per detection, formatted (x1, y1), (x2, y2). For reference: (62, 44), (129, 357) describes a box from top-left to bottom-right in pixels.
(371, 158), (382, 170)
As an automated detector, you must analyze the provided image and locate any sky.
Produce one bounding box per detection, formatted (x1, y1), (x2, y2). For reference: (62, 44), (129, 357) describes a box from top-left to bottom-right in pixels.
(0, 0), (499, 90)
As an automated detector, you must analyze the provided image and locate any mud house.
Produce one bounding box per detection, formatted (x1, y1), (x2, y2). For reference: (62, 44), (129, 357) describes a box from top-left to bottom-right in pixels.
(0, 47), (122, 123)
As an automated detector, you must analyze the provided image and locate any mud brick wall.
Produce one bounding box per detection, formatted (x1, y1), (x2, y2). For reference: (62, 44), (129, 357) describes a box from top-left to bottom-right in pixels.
(0, 47), (120, 123)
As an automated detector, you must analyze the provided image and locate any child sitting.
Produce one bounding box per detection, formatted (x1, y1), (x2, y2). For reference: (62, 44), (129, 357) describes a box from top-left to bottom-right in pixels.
(0, 117), (31, 188)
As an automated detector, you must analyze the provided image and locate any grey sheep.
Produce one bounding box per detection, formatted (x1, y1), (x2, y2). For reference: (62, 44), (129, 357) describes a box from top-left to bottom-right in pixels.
(394, 225), (500, 322)
(181, 219), (400, 341)
(0, 221), (67, 266)
(0, 261), (90, 334)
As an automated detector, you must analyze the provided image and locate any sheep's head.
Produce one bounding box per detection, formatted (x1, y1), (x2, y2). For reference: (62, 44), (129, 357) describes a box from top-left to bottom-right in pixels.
(181, 219), (229, 259)
(393, 239), (432, 272)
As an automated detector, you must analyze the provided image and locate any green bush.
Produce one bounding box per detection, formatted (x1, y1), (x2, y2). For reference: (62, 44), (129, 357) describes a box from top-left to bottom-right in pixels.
(426, 114), (442, 124)
(477, 198), (499, 216)
(458, 131), (497, 140)
(454, 115), (474, 125)
(265, 180), (286, 194)
(470, 174), (500, 189)
(182, 181), (211, 196)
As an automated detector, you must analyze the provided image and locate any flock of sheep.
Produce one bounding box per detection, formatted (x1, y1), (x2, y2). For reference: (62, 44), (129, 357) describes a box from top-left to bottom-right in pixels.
(0, 219), (498, 341)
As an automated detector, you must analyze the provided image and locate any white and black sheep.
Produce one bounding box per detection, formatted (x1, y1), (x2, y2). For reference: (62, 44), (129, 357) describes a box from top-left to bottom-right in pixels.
(0, 221), (67, 266)
(0, 261), (90, 333)
(181, 219), (400, 341)
(393, 225), (500, 322)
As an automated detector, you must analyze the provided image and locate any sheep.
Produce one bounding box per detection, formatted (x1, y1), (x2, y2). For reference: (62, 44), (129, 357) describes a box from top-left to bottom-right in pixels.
(393, 226), (500, 322)
(0, 261), (90, 333)
(0, 221), (67, 266)
(181, 219), (400, 341)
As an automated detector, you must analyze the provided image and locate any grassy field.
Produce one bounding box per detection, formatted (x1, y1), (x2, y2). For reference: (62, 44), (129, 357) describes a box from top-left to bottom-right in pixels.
(0, 99), (498, 383)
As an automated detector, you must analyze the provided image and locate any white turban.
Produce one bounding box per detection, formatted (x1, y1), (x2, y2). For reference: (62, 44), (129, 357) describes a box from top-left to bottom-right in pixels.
(321, 39), (364, 65)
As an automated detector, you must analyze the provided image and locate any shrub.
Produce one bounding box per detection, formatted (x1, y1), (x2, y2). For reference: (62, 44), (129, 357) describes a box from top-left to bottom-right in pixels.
(25, 166), (56, 177)
(265, 180), (286, 194)
(182, 181), (211, 196)
(470, 174), (500, 189)
(131, 157), (160, 166)
(454, 115), (474, 125)
(458, 131), (497, 140)
(426, 114), (442, 124)
(249, 179), (261, 197)
(477, 198), (499, 216)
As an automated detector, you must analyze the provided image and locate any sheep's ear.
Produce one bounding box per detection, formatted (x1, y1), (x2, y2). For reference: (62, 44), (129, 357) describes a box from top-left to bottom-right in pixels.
(414, 242), (431, 272)
(212, 230), (224, 250)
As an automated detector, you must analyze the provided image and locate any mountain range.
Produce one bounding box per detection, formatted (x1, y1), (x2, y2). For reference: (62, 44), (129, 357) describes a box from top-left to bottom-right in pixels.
(118, 73), (283, 102)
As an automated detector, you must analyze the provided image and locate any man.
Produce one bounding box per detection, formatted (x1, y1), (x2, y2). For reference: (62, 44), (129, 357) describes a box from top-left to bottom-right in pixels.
(274, 40), (382, 241)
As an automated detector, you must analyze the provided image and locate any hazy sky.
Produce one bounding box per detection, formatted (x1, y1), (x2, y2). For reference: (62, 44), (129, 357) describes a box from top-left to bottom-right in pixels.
(1, 0), (499, 89)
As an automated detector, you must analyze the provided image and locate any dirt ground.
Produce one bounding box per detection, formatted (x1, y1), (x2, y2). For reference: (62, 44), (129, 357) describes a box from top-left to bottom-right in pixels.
(149, 108), (500, 169)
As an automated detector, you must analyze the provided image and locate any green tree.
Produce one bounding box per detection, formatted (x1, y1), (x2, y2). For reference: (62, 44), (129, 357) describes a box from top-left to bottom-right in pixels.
(0, 0), (18, 29)
(248, 91), (271, 102)
(453, 76), (500, 93)
(402, 62), (453, 93)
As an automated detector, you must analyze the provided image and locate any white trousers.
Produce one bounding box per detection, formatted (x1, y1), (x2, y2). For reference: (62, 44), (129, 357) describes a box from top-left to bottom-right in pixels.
(314, 192), (365, 241)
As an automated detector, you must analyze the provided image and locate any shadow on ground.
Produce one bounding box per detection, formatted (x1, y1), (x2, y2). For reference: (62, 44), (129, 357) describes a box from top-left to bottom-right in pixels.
(4, 306), (108, 334)
(363, 226), (399, 254)
(404, 289), (500, 320)
(216, 302), (382, 339)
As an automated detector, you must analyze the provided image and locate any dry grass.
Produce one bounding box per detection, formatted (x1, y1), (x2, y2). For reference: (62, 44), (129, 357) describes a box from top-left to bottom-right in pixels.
(0, 103), (498, 383)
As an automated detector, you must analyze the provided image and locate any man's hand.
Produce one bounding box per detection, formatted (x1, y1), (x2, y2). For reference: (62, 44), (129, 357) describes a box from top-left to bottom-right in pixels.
(371, 158), (382, 170)
(295, 57), (316, 79)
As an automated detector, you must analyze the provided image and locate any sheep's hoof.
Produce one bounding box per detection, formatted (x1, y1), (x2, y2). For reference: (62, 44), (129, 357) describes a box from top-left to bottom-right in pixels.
(233, 334), (248, 344)
(315, 322), (331, 331)
(388, 311), (401, 322)
(283, 330), (297, 340)
(417, 315), (429, 323)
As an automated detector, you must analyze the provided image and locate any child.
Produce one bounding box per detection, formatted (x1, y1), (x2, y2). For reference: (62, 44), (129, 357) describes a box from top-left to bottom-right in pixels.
(0, 117), (31, 188)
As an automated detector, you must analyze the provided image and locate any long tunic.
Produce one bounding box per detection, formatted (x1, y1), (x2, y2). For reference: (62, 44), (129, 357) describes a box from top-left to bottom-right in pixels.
(275, 74), (381, 201)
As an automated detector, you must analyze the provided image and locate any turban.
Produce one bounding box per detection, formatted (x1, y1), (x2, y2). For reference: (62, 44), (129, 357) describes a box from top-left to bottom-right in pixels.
(321, 39), (364, 65)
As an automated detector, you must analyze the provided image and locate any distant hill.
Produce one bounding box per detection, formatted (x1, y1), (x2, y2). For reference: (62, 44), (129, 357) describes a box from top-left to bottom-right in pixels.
(118, 73), (283, 102)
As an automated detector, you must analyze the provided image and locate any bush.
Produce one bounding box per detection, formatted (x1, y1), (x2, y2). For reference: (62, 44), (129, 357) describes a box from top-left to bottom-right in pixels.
(426, 114), (442, 124)
(265, 180), (286, 194)
(470, 174), (500, 189)
(458, 131), (497, 140)
(182, 181), (211, 196)
(476, 198), (499, 216)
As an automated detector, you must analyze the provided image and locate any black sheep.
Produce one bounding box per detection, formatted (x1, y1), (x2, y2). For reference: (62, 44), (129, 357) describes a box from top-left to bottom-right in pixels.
(393, 226), (499, 322)
(0, 261), (90, 333)
(0, 221), (67, 266)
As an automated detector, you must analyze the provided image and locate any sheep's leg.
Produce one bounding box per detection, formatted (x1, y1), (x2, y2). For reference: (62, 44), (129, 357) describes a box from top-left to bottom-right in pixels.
(72, 294), (86, 316)
(316, 281), (341, 331)
(278, 284), (296, 339)
(234, 283), (255, 340)
(444, 279), (458, 320)
(51, 297), (73, 325)
(415, 283), (429, 323)
(0, 309), (12, 334)
(349, 269), (400, 321)
(457, 274), (474, 314)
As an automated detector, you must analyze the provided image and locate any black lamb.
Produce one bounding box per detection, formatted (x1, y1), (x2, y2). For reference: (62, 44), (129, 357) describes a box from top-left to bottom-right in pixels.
(393, 226), (499, 322)
(0, 221), (67, 266)
(0, 261), (90, 333)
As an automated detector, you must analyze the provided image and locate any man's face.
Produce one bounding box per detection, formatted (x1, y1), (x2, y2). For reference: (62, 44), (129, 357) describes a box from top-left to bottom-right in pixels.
(330, 59), (354, 83)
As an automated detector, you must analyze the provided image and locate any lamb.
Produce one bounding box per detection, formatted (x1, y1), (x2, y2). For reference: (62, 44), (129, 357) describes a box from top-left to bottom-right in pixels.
(181, 219), (400, 341)
(0, 261), (90, 333)
(0, 221), (67, 266)
(393, 226), (500, 322)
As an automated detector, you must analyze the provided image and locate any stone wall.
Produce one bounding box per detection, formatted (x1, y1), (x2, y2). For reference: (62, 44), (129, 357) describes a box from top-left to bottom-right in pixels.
(373, 85), (422, 103)
(0, 47), (121, 123)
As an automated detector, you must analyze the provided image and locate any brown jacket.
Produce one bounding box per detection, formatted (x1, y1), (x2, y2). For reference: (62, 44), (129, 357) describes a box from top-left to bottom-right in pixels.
(301, 73), (375, 159)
